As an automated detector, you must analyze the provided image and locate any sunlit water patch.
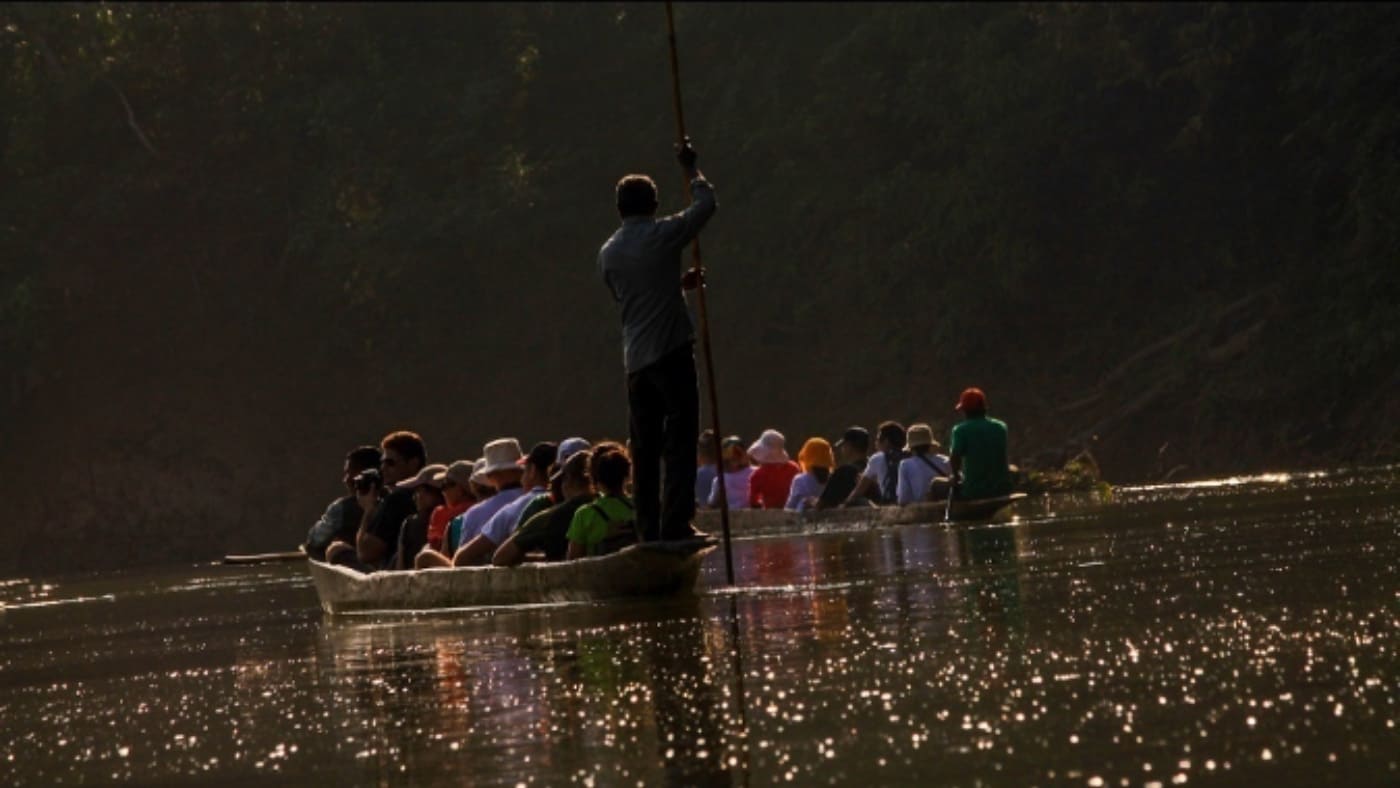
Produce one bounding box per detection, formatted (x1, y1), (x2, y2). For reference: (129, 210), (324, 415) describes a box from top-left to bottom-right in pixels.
(1, 467), (1396, 785)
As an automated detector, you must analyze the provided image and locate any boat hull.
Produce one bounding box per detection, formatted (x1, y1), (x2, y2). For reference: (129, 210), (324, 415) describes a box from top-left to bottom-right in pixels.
(306, 538), (717, 614)
(694, 495), (1028, 531)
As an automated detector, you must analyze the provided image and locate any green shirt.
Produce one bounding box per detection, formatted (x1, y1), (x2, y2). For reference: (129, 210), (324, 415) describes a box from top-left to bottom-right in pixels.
(949, 416), (1012, 500)
(566, 494), (635, 555)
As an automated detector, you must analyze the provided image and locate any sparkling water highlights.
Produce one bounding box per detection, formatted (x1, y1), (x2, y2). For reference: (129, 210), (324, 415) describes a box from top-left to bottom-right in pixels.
(2, 465), (1396, 785)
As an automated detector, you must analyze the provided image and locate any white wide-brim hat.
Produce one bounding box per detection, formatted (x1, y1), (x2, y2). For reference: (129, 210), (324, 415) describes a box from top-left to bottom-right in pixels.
(480, 438), (525, 474)
(747, 429), (790, 465)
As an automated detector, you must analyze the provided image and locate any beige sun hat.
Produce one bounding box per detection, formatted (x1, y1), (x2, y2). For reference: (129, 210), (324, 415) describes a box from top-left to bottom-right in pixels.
(480, 438), (525, 474)
(395, 463), (448, 491)
(747, 429), (791, 464)
(468, 458), (489, 486)
(904, 423), (940, 452)
(433, 460), (475, 488)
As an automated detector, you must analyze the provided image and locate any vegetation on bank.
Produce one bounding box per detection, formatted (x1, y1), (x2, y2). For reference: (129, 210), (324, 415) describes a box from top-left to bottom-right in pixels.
(0, 4), (1396, 574)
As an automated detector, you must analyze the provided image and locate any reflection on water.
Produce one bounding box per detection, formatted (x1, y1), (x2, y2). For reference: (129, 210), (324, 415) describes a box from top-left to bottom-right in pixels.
(1, 465), (1397, 785)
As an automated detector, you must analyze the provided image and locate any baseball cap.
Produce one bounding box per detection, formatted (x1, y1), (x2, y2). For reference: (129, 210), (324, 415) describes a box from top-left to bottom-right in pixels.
(955, 388), (987, 412)
(834, 426), (869, 452)
(518, 441), (558, 472)
(556, 437), (591, 467)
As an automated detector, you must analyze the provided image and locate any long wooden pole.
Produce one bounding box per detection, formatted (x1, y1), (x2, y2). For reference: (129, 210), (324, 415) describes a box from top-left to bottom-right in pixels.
(666, 1), (734, 586)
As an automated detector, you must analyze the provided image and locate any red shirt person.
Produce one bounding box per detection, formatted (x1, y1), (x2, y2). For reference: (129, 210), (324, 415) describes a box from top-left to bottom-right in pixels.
(746, 429), (801, 509)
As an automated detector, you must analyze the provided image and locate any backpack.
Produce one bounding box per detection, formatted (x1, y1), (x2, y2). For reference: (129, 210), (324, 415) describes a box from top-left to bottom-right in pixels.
(588, 497), (639, 555)
(879, 449), (909, 504)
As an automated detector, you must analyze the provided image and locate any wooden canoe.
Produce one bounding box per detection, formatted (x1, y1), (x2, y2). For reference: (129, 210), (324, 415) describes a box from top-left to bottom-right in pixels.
(306, 537), (718, 614)
(945, 493), (1027, 522)
(693, 495), (1027, 532)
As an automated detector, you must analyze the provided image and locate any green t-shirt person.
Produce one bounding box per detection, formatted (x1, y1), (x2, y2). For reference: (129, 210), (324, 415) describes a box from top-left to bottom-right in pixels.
(949, 410), (1012, 501)
(566, 494), (636, 556)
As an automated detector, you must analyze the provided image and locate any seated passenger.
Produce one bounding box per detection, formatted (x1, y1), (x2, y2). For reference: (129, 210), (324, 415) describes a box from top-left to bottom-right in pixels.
(846, 421), (907, 506)
(950, 388), (1013, 500)
(567, 443), (638, 558)
(304, 445), (381, 561)
(694, 429), (718, 510)
(426, 460), (477, 553)
(815, 427), (869, 509)
(494, 449), (594, 566)
(391, 464), (448, 569)
(707, 436), (753, 510)
(326, 430), (427, 571)
(454, 442), (557, 565)
(416, 458), (492, 569)
(786, 438), (835, 511)
(546, 437), (590, 500)
(896, 423), (953, 505)
(446, 438), (530, 566)
(747, 429), (801, 509)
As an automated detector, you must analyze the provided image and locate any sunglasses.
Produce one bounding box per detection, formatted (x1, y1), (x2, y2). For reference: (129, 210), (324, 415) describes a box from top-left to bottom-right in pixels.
(381, 457), (399, 468)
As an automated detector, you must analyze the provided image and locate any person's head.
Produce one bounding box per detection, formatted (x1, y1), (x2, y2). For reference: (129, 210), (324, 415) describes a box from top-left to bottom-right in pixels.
(616, 174), (659, 218)
(556, 437), (591, 468)
(379, 431), (426, 485)
(468, 458), (494, 499)
(412, 478), (446, 514)
(876, 421), (906, 454)
(396, 464), (447, 515)
(797, 438), (836, 474)
(520, 442), (558, 490)
(747, 429), (790, 466)
(552, 449), (593, 498)
(590, 442), (632, 495)
(481, 438), (525, 490)
(955, 387), (988, 419)
(720, 435), (747, 471)
(697, 429), (718, 466)
(834, 426), (870, 464)
(436, 460), (477, 506)
(342, 445), (383, 493)
(904, 423), (938, 456)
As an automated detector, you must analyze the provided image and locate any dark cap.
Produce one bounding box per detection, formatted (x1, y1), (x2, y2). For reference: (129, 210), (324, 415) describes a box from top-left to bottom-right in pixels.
(549, 449), (590, 484)
(834, 426), (869, 452)
(519, 441), (558, 472)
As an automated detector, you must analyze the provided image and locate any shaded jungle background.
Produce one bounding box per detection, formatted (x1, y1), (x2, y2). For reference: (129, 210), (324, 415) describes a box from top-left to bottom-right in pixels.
(2, 3), (1397, 576)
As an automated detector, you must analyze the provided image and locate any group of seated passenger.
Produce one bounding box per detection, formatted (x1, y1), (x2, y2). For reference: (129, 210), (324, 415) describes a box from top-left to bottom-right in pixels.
(305, 390), (1011, 569)
(692, 421), (953, 512)
(308, 432), (648, 573)
(691, 386), (1018, 513)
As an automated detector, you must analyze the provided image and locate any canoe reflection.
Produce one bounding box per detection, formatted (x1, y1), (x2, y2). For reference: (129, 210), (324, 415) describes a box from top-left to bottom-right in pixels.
(315, 597), (747, 786)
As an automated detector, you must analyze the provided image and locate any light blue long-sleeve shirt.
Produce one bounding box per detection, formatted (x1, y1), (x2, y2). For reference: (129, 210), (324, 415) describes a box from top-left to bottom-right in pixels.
(599, 177), (717, 373)
(897, 453), (952, 505)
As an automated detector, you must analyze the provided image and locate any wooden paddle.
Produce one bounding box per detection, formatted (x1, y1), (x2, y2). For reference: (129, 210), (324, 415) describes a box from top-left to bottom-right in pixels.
(221, 548), (307, 566)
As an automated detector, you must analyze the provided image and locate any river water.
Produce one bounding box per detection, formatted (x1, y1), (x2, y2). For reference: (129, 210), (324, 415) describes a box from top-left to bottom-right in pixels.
(2, 466), (1396, 786)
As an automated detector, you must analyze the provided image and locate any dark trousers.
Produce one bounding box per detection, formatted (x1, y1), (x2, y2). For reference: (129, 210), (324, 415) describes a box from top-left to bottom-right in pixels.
(628, 344), (699, 541)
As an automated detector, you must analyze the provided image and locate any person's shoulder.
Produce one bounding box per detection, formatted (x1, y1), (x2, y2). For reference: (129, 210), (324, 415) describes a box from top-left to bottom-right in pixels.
(989, 417), (1009, 430)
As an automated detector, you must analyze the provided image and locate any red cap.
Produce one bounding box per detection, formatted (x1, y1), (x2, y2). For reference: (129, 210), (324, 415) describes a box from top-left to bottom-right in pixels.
(955, 387), (986, 412)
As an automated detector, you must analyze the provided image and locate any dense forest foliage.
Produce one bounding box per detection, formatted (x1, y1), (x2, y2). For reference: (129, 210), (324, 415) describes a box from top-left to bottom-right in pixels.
(2, 3), (1397, 575)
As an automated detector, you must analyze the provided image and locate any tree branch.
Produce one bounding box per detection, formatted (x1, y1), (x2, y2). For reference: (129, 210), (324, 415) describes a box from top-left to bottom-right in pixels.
(102, 76), (160, 157)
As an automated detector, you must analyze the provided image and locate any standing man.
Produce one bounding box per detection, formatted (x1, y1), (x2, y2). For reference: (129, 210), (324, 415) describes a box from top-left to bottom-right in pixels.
(949, 388), (1013, 500)
(599, 139), (717, 542)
